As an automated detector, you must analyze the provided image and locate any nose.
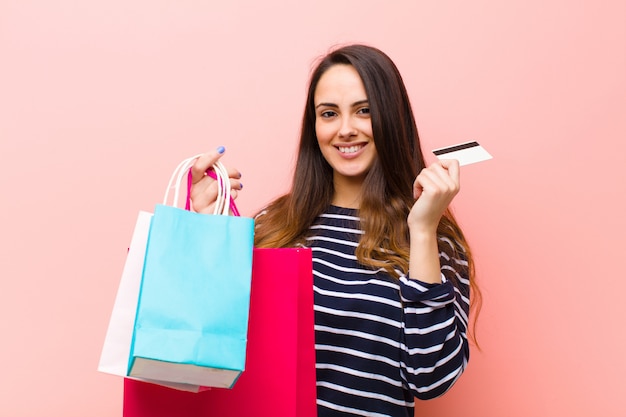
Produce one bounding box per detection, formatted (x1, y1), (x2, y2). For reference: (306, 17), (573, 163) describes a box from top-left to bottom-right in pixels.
(338, 116), (357, 139)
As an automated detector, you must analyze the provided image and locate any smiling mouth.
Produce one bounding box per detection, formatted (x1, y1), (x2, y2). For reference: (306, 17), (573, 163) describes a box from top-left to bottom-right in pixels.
(337, 144), (365, 154)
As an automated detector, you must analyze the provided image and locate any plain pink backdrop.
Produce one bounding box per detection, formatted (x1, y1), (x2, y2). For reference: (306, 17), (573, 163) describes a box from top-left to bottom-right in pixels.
(1, 0), (625, 416)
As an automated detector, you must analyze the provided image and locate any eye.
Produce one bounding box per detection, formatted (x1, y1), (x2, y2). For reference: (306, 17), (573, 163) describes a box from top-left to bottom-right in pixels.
(320, 110), (337, 118)
(357, 107), (370, 115)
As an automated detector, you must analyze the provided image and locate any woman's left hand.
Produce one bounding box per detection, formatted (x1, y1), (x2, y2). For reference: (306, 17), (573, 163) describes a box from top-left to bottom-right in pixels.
(408, 159), (460, 234)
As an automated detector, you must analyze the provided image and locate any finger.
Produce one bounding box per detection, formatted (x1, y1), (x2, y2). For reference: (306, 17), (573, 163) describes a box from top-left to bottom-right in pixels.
(226, 166), (242, 179)
(413, 180), (424, 200)
(413, 172), (439, 200)
(191, 178), (219, 203)
(190, 181), (220, 214)
(419, 167), (450, 193)
(425, 162), (459, 192)
(191, 175), (217, 197)
(194, 176), (242, 202)
(190, 146), (226, 184)
(438, 159), (460, 184)
(228, 177), (244, 191)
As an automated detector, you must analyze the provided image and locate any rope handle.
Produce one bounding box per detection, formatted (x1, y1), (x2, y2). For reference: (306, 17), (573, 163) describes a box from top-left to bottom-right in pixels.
(163, 154), (239, 216)
(186, 168), (240, 216)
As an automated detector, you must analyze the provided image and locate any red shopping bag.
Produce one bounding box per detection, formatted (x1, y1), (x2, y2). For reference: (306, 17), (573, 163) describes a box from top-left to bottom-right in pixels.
(123, 247), (317, 417)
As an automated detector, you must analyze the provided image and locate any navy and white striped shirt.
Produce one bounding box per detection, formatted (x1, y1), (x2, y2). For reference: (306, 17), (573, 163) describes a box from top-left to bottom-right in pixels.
(306, 205), (470, 416)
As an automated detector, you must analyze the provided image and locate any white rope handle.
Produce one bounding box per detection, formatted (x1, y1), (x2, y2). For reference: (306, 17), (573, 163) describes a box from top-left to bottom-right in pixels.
(212, 161), (231, 215)
(163, 154), (200, 208)
(163, 155), (232, 215)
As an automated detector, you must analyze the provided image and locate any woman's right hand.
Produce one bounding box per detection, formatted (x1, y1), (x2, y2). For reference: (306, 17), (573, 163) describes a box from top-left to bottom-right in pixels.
(189, 146), (243, 214)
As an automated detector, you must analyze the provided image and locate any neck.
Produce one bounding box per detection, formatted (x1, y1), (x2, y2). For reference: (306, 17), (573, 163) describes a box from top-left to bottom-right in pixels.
(331, 175), (364, 209)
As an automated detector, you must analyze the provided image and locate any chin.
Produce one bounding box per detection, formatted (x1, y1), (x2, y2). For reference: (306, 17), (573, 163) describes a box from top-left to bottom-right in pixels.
(334, 168), (370, 181)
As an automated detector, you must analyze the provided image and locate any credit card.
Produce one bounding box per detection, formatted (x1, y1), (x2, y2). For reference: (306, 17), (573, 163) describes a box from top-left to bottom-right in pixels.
(432, 141), (492, 166)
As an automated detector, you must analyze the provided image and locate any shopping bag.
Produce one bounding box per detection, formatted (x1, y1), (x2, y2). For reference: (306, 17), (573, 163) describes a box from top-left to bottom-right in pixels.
(127, 157), (254, 389)
(98, 211), (152, 376)
(98, 156), (251, 391)
(123, 247), (317, 417)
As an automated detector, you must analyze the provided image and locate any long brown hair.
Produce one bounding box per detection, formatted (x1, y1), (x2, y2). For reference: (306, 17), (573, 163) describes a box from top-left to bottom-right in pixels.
(254, 44), (481, 339)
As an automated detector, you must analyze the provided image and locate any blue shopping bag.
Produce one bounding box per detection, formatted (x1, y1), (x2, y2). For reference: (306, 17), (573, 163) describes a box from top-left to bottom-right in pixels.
(127, 157), (254, 389)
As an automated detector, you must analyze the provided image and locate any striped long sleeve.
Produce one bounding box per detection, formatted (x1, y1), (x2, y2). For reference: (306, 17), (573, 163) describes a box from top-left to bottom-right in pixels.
(398, 238), (470, 399)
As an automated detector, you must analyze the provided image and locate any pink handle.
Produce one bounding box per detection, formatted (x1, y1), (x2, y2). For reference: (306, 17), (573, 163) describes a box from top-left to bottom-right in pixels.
(186, 168), (240, 216)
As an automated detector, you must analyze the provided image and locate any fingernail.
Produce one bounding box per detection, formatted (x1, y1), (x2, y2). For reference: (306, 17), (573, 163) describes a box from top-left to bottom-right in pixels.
(240, 182), (243, 189)
(216, 146), (225, 154)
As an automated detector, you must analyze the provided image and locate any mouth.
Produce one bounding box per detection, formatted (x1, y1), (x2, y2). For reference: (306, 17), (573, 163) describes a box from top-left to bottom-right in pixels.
(337, 144), (366, 154)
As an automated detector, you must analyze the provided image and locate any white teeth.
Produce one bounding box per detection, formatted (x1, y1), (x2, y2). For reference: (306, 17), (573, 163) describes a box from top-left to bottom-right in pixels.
(338, 145), (363, 154)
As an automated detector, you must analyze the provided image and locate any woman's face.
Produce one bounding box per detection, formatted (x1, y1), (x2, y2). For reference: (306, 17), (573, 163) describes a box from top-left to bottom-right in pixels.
(314, 64), (377, 186)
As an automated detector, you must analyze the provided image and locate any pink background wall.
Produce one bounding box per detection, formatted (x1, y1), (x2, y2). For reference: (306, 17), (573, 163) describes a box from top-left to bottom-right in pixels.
(1, 0), (625, 415)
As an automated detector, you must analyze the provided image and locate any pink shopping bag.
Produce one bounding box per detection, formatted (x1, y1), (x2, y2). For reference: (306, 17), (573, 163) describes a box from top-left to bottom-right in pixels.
(123, 247), (317, 417)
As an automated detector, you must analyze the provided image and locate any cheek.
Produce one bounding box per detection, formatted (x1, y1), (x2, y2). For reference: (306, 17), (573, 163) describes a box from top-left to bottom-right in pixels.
(315, 122), (334, 144)
(357, 119), (373, 137)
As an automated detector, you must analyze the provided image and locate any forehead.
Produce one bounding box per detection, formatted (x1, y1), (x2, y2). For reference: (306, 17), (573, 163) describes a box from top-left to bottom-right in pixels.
(314, 64), (367, 102)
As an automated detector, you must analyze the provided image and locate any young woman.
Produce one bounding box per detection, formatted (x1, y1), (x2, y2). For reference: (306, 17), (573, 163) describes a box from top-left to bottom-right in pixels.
(190, 44), (480, 416)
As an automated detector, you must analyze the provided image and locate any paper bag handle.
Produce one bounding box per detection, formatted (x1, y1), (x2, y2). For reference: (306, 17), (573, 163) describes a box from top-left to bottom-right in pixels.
(186, 168), (240, 216)
(163, 154), (239, 216)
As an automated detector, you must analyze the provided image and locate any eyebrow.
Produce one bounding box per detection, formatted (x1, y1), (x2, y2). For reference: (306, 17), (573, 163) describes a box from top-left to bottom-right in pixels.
(315, 99), (369, 109)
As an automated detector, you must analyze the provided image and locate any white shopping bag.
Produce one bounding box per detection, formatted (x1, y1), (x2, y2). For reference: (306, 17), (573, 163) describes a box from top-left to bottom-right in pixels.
(98, 211), (152, 376)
